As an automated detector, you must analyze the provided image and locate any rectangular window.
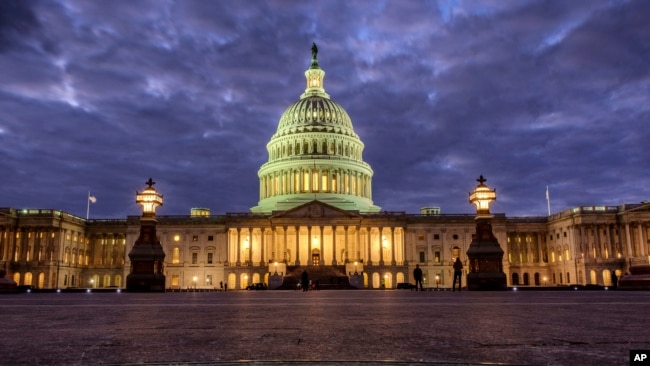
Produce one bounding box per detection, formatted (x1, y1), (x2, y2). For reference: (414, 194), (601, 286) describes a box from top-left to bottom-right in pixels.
(207, 253), (213, 264)
(207, 235), (214, 241)
(417, 234), (424, 240)
(434, 251), (440, 263)
(171, 275), (179, 287)
(172, 248), (180, 264)
(206, 275), (213, 287)
(192, 253), (198, 264)
(192, 235), (198, 242)
(419, 251), (425, 263)
(434, 234), (440, 240)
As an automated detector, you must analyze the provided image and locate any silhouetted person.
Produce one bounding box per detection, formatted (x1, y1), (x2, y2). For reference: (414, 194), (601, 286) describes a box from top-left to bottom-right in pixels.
(413, 264), (424, 291)
(453, 258), (463, 291)
(611, 270), (618, 289)
(301, 270), (309, 292)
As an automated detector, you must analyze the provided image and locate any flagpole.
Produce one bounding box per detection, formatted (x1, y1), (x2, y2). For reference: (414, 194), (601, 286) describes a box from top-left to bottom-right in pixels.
(87, 191), (91, 220)
(546, 186), (551, 216)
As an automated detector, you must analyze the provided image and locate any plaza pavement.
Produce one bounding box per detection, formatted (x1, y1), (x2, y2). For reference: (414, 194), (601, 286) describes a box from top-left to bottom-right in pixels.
(1, 289), (649, 366)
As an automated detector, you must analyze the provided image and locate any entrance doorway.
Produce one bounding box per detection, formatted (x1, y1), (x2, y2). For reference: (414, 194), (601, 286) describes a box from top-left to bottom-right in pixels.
(311, 249), (320, 265)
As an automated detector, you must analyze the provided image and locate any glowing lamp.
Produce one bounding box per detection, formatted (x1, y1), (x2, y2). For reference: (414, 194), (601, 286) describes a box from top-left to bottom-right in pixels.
(469, 175), (496, 216)
(136, 178), (163, 217)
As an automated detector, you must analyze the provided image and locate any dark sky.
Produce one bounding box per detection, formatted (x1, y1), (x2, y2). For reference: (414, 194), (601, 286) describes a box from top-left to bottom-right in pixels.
(1, 0), (649, 218)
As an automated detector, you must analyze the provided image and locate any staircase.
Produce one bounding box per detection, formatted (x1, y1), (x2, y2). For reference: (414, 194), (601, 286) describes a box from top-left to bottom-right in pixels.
(277, 265), (355, 290)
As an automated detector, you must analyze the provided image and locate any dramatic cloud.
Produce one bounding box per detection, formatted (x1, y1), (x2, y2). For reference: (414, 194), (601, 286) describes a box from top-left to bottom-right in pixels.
(0, 0), (648, 218)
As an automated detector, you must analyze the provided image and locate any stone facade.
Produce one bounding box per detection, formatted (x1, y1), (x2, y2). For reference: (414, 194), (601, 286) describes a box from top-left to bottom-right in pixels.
(1, 202), (649, 290)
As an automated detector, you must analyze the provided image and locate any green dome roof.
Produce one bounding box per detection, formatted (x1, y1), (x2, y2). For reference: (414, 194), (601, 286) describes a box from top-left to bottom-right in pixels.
(251, 44), (380, 214)
(273, 97), (358, 139)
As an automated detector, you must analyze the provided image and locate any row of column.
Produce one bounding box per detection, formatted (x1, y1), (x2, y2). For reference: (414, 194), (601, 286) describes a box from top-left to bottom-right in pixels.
(228, 225), (401, 266)
(269, 138), (362, 161)
(576, 223), (647, 260)
(0, 227), (127, 267)
(507, 232), (546, 264)
(260, 167), (372, 199)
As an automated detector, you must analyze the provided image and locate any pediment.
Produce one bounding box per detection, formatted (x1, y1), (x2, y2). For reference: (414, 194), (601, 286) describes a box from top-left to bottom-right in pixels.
(271, 200), (361, 219)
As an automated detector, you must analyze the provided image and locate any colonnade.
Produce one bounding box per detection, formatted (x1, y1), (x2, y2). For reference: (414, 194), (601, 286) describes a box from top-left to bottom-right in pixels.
(259, 167), (372, 200)
(227, 225), (404, 267)
(507, 232), (546, 264)
(574, 223), (648, 261)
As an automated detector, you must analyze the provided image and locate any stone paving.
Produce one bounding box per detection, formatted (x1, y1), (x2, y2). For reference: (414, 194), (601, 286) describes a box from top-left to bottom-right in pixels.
(1, 289), (649, 365)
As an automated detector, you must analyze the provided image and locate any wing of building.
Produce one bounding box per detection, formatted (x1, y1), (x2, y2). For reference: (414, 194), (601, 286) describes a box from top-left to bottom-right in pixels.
(1, 47), (649, 290)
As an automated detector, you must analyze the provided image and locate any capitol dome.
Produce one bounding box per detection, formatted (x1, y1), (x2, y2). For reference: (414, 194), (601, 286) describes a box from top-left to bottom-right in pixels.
(251, 44), (380, 213)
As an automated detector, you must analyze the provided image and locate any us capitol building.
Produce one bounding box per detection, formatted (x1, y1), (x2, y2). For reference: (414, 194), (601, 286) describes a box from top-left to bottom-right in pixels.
(2, 46), (649, 291)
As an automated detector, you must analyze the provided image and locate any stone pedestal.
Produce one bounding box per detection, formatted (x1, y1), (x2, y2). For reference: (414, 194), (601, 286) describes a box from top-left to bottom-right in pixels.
(268, 273), (283, 289)
(466, 218), (507, 291)
(126, 219), (166, 292)
(349, 273), (364, 289)
(618, 264), (650, 290)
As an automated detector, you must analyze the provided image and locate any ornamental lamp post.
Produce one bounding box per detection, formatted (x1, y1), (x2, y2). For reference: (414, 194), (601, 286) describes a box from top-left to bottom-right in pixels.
(126, 178), (166, 292)
(466, 175), (507, 291)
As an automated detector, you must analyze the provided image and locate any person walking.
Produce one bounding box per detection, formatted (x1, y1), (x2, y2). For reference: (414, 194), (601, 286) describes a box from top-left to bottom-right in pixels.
(413, 264), (424, 291)
(301, 270), (309, 292)
(452, 257), (463, 291)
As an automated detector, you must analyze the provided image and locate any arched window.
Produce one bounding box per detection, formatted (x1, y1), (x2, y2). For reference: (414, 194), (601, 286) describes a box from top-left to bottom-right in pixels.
(511, 273), (519, 286)
(602, 269), (612, 286)
(590, 270), (597, 284)
(24, 272), (33, 286)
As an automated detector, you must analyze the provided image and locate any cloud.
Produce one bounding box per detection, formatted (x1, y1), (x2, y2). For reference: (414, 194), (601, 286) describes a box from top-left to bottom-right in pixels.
(0, 0), (648, 218)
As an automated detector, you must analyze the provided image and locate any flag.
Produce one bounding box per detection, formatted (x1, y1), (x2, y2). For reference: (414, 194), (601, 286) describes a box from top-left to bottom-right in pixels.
(89, 195), (97, 203)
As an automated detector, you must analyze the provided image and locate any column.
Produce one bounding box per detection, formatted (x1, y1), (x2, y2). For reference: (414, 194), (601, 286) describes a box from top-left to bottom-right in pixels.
(356, 226), (361, 261)
(248, 228), (253, 266)
(391, 227), (396, 265)
(625, 223), (633, 258)
(236, 228), (241, 266)
(638, 224), (647, 257)
(526, 233), (532, 263)
(282, 226), (287, 262)
(379, 227), (384, 265)
(319, 226), (324, 266)
(271, 227), (277, 261)
(307, 226), (312, 266)
(595, 225), (602, 259)
(366, 228), (372, 265)
(294, 226), (300, 266)
(344, 226), (349, 263)
(332, 226), (337, 265)
(260, 228), (265, 265)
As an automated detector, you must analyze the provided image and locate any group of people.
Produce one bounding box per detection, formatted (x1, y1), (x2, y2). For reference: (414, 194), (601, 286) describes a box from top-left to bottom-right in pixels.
(413, 258), (463, 291)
